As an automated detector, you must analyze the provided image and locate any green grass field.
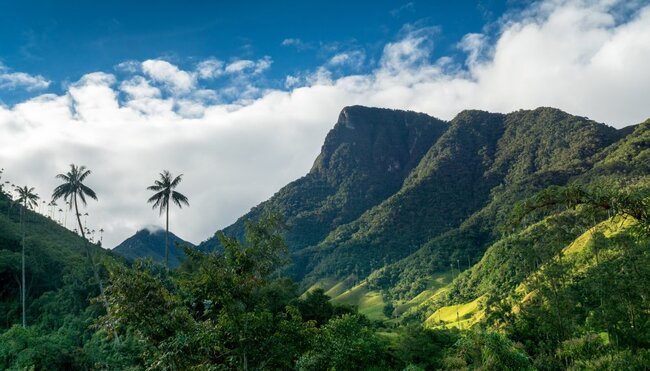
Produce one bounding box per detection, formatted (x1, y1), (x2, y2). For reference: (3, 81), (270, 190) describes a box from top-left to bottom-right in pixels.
(393, 271), (453, 317)
(331, 282), (387, 321)
(425, 296), (485, 329)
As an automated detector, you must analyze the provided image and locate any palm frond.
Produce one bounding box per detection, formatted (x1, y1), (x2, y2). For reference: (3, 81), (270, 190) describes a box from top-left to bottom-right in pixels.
(80, 184), (98, 200)
(78, 191), (88, 206)
(170, 174), (183, 188)
(171, 191), (189, 208)
(78, 166), (91, 182)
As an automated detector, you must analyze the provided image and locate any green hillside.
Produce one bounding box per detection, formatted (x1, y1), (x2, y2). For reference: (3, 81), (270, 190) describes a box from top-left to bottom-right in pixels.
(302, 107), (621, 288)
(0, 192), (116, 329)
(377, 118), (649, 326)
(330, 282), (387, 321)
(0, 190), (143, 369)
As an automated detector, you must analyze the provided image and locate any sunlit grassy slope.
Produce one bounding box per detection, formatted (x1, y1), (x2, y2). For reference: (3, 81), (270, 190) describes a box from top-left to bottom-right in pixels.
(427, 216), (635, 330)
(393, 271), (453, 317)
(312, 215), (637, 331)
(331, 282), (387, 321)
(425, 296), (485, 329)
(516, 216), (635, 299)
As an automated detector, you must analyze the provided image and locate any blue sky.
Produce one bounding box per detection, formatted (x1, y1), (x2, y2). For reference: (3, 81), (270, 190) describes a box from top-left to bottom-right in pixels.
(0, 0), (523, 103)
(1, 0), (649, 247)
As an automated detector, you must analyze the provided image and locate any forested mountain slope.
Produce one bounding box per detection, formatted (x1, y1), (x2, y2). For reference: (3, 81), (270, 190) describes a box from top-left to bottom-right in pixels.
(368, 116), (649, 301)
(0, 192), (118, 330)
(300, 107), (621, 288)
(199, 106), (447, 255)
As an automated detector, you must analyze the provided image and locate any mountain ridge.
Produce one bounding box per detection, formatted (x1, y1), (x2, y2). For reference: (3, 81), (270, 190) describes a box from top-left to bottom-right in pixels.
(299, 106), (621, 288)
(199, 105), (448, 256)
(123, 105), (634, 295)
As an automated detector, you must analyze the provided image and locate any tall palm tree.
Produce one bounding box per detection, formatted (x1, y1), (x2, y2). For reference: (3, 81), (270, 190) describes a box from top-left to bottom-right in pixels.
(52, 164), (106, 305)
(48, 201), (57, 219)
(15, 185), (39, 328)
(147, 170), (189, 269)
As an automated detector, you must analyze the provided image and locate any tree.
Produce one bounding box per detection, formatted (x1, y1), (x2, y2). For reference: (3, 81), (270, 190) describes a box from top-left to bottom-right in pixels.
(100, 214), (309, 370)
(508, 184), (650, 234)
(146, 170), (189, 269)
(296, 313), (388, 370)
(51, 164), (105, 305)
(443, 330), (533, 370)
(15, 185), (39, 328)
(393, 325), (458, 370)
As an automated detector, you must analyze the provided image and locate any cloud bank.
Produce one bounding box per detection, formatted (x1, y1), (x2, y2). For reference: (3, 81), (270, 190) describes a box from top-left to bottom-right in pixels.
(0, 0), (649, 248)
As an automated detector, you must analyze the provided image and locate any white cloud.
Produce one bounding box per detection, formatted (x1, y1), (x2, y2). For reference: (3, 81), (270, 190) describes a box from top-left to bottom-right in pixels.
(225, 60), (255, 74)
(281, 38), (302, 46)
(1, 0), (649, 250)
(328, 50), (366, 69)
(285, 75), (301, 88)
(281, 38), (313, 51)
(390, 2), (415, 17)
(253, 56), (273, 74)
(196, 58), (224, 79)
(120, 76), (161, 99)
(458, 33), (487, 68)
(142, 59), (196, 94)
(114, 60), (141, 73)
(224, 57), (272, 75)
(380, 26), (437, 72)
(0, 64), (50, 91)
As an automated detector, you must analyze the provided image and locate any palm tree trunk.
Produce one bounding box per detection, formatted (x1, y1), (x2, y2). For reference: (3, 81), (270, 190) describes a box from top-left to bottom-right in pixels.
(165, 202), (169, 269)
(20, 203), (26, 328)
(74, 195), (107, 308)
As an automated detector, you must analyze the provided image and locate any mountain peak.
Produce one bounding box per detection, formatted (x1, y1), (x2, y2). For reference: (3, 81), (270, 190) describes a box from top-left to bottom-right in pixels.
(335, 105), (439, 130)
(313, 106), (447, 176)
(113, 228), (195, 267)
(199, 106), (448, 255)
(135, 226), (165, 236)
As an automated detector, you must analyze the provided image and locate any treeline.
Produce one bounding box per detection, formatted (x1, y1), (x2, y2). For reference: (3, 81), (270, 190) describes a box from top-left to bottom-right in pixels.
(0, 212), (532, 370)
(1, 177), (649, 369)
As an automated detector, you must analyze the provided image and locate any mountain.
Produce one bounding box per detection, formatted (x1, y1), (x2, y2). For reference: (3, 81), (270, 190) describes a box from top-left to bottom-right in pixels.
(112, 228), (195, 267)
(119, 105), (637, 301)
(366, 115), (648, 301)
(201, 106), (622, 291)
(198, 106), (447, 257)
(1, 107), (648, 370)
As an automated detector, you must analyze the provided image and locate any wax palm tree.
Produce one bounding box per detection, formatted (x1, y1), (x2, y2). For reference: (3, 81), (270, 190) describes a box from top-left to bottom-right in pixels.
(15, 185), (39, 328)
(147, 170), (189, 268)
(48, 200), (57, 219)
(52, 164), (106, 304)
